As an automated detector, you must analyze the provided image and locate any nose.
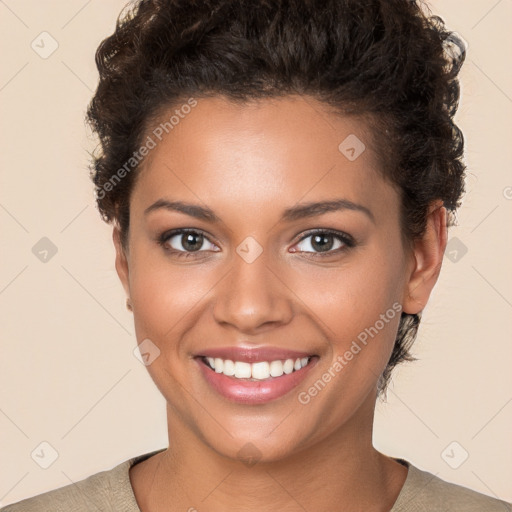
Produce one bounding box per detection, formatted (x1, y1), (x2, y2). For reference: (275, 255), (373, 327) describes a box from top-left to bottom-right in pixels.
(212, 249), (294, 334)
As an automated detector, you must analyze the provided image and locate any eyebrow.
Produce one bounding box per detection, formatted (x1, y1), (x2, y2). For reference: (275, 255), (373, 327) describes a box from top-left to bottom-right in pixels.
(144, 198), (375, 224)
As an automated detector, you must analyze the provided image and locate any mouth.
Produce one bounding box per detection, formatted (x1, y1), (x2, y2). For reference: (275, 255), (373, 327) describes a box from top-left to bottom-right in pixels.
(197, 355), (317, 381)
(194, 353), (319, 404)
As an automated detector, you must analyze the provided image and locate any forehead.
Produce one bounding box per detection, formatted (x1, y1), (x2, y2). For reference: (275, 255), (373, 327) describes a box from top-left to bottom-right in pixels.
(131, 95), (398, 222)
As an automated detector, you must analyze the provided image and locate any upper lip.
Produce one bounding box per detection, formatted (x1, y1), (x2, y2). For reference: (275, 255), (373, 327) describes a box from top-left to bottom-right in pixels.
(195, 346), (316, 363)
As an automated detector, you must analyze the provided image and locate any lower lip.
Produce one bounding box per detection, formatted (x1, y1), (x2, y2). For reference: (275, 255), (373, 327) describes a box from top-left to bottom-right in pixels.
(195, 357), (318, 404)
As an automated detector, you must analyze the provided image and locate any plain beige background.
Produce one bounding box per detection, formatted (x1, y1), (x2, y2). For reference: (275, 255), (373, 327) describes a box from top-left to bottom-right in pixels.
(0, 0), (511, 507)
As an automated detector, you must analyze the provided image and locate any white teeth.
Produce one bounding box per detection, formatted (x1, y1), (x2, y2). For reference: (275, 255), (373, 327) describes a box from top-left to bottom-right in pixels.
(269, 360), (284, 377)
(223, 359), (235, 376)
(283, 359), (294, 374)
(214, 358), (224, 373)
(203, 356), (312, 379)
(252, 361), (270, 380)
(234, 361), (252, 378)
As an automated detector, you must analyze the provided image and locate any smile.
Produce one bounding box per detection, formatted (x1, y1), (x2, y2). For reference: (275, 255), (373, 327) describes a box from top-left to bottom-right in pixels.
(202, 356), (312, 380)
(195, 355), (319, 404)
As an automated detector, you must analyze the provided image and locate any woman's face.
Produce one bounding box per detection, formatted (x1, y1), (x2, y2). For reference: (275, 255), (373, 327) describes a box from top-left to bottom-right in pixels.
(114, 95), (441, 462)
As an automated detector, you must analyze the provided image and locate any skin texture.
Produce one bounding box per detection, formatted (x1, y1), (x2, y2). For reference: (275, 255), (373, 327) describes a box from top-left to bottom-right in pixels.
(113, 95), (447, 511)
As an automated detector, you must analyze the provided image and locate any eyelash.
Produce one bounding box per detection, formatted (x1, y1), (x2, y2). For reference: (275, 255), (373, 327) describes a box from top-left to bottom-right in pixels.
(157, 228), (356, 259)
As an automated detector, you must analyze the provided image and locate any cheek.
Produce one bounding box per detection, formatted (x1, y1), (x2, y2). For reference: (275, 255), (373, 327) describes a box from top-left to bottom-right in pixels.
(297, 253), (403, 339)
(301, 255), (405, 392)
(128, 245), (217, 343)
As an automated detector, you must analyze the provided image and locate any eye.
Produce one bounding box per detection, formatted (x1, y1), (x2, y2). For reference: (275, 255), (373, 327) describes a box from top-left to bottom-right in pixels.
(158, 229), (219, 257)
(292, 229), (355, 256)
(157, 228), (355, 259)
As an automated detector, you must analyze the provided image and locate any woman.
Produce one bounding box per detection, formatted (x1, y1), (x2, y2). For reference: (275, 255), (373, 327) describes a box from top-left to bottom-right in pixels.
(2, 0), (510, 510)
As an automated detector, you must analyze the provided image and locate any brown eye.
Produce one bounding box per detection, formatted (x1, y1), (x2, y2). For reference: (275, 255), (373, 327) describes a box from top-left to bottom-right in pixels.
(177, 232), (204, 252)
(158, 229), (218, 255)
(293, 229), (355, 256)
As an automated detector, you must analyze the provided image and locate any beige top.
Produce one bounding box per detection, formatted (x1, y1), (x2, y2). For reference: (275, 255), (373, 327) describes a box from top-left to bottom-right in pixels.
(1, 449), (510, 511)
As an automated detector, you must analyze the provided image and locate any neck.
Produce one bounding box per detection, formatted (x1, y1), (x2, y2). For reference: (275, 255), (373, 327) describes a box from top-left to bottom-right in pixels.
(130, 395), (407, 512)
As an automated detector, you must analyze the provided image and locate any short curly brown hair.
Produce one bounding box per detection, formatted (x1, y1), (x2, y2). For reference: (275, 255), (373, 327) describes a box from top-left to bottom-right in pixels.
(86, 0), (466, 393)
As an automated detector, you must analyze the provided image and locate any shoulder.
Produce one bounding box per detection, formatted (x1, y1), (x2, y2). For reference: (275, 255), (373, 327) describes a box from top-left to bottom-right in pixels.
(392, 460), (512, 512)
(0, 449), (165, 512)
(0, 466), (123, 512)
(0, 461), (130, 512)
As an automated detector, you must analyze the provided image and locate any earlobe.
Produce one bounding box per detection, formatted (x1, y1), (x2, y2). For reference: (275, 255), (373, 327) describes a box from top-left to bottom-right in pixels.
(402, 201), (447, 315)
(113, 226), (131, 297)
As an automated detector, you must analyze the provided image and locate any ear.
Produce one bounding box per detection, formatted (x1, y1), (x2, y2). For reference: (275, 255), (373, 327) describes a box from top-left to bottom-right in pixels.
(113, 226), (131, 298)
(402, 200), (448, 315)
